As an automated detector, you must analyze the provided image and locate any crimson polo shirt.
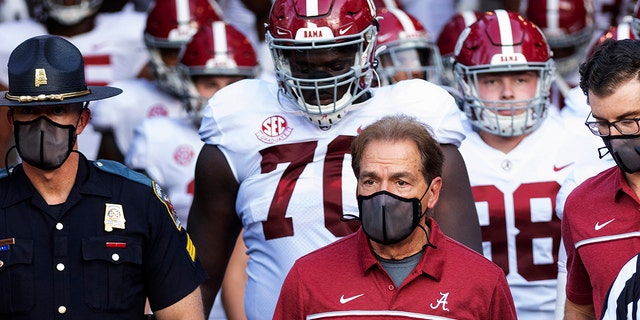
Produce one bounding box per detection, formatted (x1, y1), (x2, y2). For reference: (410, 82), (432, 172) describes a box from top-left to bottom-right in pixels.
(563, 166), (640, 318)
(273, 218), (516, 320)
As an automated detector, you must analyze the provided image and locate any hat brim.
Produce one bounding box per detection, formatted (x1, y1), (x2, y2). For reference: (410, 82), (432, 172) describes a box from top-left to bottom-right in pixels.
(0, 85), (122, 107)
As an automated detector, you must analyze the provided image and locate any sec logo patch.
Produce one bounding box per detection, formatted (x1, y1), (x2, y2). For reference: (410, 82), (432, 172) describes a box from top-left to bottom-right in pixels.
(256, 115), (293, 143)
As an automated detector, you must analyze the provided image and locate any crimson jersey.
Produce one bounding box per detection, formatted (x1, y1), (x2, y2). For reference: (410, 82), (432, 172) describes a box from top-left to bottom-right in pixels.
(199, 78), (466, 319)
(274, 220), (516, 320)
(458, 116), (595, 319)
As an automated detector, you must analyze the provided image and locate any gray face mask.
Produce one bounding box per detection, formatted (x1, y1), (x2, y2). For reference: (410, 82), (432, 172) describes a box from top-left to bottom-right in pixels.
(14, 116), (77, 170)
(602, 135), (640, 173)
(357, 188), (428, 245)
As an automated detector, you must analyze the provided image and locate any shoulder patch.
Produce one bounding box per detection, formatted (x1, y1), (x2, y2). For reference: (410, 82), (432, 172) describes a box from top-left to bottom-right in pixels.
(93, 160), (152, 187)
(152, 181), (183, 231)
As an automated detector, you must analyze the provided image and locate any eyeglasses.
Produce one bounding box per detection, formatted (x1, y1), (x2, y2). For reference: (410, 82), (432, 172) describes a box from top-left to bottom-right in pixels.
(584, 112), (640, 137)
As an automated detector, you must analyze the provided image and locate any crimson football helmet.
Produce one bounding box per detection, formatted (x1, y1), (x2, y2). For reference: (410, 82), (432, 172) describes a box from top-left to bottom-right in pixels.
(266, 0), (378, 129)
(43, 0), (102, 25)
(589, 18), (636, 59)
(372, 0), (402, 9)
(178, 21), (259, 121)
(453, 10), (555, 137)
(144, 0), (222, 96)
(526, 0), (596, 78)
(374, 8), (444, 85)
(437, 10), (482, 86)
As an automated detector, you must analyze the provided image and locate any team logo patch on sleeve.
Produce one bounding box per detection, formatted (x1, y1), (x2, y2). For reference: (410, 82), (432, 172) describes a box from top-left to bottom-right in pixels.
(152, 181), (183, 231)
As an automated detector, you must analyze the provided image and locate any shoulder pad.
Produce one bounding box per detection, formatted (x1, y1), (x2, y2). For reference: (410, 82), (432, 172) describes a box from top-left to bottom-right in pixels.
(93, 159), (152, 187)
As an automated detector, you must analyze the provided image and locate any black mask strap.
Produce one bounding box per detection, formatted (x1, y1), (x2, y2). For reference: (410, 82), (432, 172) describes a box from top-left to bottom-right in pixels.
(418, 223), (437, 250)
(4, 145), (17, 177)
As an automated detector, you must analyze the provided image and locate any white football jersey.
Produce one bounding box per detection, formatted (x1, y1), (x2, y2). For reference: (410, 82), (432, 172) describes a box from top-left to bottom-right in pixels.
(199, 78), (466, 319)
(0, 8), (148, 87)
(459, 116), (594, 319)
(91, 78), (187, 157)
(126, 117), (202, 225)
(125, 116), (229, 319)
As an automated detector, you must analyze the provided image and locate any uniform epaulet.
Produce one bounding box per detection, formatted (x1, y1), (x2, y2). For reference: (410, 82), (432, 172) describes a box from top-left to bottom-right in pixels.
(93, 159), (152, 187)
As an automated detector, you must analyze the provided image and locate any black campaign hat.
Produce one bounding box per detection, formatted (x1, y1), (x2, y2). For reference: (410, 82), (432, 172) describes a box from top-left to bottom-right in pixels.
(0, 35), (122, 107)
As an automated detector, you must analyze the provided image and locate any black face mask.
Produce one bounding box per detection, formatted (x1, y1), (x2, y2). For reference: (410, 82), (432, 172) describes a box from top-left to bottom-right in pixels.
(602, 135), (640, 173)
(357, 188), (428, 245)
(14, 116), (77, 170)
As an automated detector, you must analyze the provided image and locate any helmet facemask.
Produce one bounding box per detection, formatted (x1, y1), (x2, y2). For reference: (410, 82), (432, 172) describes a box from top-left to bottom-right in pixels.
(268, 24), (377, 129)
(44, 0), (102, 25)
(455, 61), (555, 137)
(376, 40), (444, 86)
(545, 22), (594, 78)
(145, 36), (189, 97)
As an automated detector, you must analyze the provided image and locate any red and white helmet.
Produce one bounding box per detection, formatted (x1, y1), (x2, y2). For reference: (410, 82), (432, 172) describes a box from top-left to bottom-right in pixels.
(454, 10), (555, 137)
(589, 19), (636, 59)
(374, 8), (443, 85)
(436, 10), (483, 86)
(179, 21), (259, 121)
(525, 0), (596, 78)
(266, 0), (378, 129)
(43, 0), (102, 25)
(144, 0), (222, 96)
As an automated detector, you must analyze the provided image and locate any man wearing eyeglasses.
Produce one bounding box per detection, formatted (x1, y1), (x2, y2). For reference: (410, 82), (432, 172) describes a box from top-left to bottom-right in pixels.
(562, 38), (640, 320)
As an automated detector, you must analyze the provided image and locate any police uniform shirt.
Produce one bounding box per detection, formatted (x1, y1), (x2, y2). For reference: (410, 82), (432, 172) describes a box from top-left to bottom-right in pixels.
(0, 154), (207, 319)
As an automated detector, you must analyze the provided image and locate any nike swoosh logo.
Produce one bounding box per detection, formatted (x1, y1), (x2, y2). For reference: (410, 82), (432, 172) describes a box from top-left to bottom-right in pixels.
(595, 218), (615, 230)
(376, 33), (393, 43)
(340, 293), (364, 304)
(553, 162), (575, 172)
(339, 25), (353, 35)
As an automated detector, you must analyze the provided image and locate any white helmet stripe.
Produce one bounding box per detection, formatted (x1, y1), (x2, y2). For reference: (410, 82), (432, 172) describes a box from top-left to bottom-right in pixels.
(461, 11), (478, 27)
(388, 8), (417, 33)
(381, 0), (398, 8)
(213, 21), (228, 57)
(495, 9), (514, 54)
(619, 22), (632, 40)
(306, 0), (319, 16)
(546, 0), (560, 30)
(176, 0), (190, 25)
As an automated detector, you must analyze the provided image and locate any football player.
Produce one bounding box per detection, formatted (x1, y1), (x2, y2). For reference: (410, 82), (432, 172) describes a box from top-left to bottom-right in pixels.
(187, 0), (482, 318)
(90, 0), (221, 163)
(453, 9), (597, 319)
(126, 21), (258, 320)
(373, 7), (444, 86)
(525, 0), (598, 113)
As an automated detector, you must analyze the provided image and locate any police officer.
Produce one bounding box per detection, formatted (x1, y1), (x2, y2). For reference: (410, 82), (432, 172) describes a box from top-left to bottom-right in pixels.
(0, 35), (207, 319)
